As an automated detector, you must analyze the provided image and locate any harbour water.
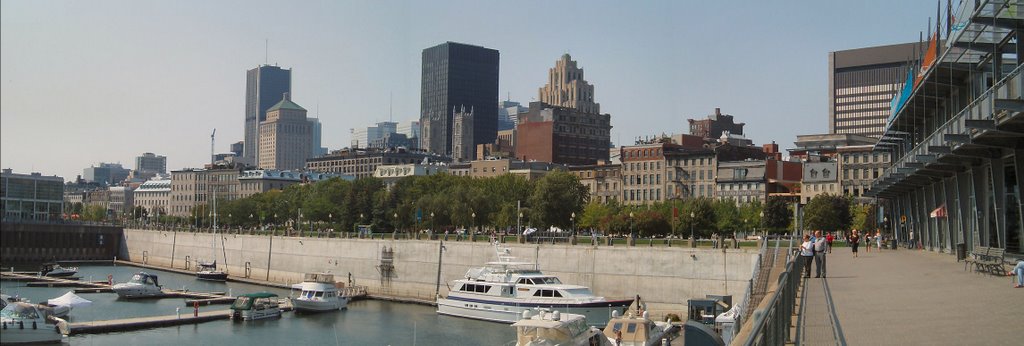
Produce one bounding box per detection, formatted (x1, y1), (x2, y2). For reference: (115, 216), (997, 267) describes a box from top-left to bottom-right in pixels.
(1, 264), (513, 345)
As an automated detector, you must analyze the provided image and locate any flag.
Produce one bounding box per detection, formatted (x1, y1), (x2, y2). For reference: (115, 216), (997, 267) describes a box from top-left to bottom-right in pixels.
(930, 205), (947, 218)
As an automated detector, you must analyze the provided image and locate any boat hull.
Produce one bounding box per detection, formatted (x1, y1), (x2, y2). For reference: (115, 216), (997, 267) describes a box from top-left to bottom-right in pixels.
(437, 296), (632, 327)
(231, 309), (281, 321)
(195, 271), (228, 282)
(43, 271), (76, 278)
(111, 284), (163, 299)
(290, 297), (347, 313)
(0, 320), (63, 344)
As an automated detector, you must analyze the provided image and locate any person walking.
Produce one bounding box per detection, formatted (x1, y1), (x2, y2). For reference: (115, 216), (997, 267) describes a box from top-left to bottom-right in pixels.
(908, 229), (915, 249)
(848, 230), (860, 258)
(800, 234), (814, 278)
(875, 230), (884, 252)
(826, 233), (835, 254)
(865, 234), (872, 253)
(1009, 260), (1024, 288)
(813, 230), (828, 278)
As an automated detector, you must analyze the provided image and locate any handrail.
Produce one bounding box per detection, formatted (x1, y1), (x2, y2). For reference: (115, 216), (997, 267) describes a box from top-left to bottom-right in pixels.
(732, 236), (802, 346)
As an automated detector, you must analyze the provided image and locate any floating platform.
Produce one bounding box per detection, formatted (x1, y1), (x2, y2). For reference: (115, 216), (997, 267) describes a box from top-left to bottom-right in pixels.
(26, 280), (105, 287)
(67, 300), (294, 335)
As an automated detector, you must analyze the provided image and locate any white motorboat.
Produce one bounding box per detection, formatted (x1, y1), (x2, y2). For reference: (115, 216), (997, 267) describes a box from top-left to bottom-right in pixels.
(39, 262), (77, 278)
(437, 242), (632, 326)
(511, 309), (611, 346)
(230, 293), (282, 321)
(0, 302), (68, 344)
(290, 273), (348, 313)
(111, 272), (163, 298)
(601, 310), (679, 346)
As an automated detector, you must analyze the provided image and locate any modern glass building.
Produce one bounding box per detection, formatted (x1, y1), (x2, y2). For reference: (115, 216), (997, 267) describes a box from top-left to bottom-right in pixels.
(828, 43), (918, 139)
(420, 42), (499, 158)
(868, 0), (1022, 256)
(1, 169), (64, 221)
(244, 64), (292, 162)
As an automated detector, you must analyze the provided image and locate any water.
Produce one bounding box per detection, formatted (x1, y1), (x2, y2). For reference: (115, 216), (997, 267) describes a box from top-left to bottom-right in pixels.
(1, 264), (514, 345)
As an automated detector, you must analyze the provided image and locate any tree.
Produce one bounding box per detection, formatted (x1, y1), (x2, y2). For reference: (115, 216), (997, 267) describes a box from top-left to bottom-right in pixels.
(579, 202), (615, 233)
(738, 201), (763, 234)
(763, 197), (792, 233)
(681, 198), (715, 238)
(527, 170), (589, 229)
(82, 204), (107, 221)
(803, 194), (852, 233)
(851, 203), (877, 232)
(712, 199), (741, 233)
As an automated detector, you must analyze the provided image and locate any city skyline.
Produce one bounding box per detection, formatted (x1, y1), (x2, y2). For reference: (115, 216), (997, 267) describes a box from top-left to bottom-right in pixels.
(1, 0), (938, 179)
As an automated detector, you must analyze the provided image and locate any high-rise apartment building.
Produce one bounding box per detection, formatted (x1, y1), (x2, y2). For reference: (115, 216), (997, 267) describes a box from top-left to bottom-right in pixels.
(244, 64), (292, 162)
(420, 42), (499, 158)
(258, 93), (311, 170)
(828, 43), (916, 139)
(538, 54), (600, 114)
(135, 152), (167, 174)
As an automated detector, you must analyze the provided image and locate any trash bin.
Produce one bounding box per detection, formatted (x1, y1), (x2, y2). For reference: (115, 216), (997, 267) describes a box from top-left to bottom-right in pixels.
(956, 243), (966, 261)
(890, 239), (897, 250)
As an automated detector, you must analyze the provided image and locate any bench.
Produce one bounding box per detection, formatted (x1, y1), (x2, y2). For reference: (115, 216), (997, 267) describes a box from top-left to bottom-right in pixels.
(964, 246), (1007, 275)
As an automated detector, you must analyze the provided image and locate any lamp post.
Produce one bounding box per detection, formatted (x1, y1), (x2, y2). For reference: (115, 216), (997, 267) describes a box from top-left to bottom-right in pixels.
(571, 212), (576, 237)
(759, 211), (765, 238)
(518, 212), (523, 235)
(393, 212), (398, 233)
(471, 211), (476, 237)
(629, 212), (635, 238)
(430, 212), (435, 236)
(690, 211), (696, 248)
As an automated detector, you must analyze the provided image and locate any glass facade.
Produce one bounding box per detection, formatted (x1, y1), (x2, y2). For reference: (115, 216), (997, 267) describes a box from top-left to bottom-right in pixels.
(244, 65), (292, 161)
(1, 171), (64, 221)
(420, 42), (499, 157)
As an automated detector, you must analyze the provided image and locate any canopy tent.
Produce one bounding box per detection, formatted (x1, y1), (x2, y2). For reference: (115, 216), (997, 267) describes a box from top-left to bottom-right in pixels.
(47, 291), (92, 308)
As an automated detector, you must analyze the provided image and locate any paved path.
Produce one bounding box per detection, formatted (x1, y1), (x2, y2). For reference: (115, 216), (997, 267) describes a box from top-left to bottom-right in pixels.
(796, 248), (1022, 345)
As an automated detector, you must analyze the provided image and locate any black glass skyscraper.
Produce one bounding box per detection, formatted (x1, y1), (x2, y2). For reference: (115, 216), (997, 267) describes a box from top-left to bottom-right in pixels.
(244, 65), (292, 162)
(420, 42), (499, 157)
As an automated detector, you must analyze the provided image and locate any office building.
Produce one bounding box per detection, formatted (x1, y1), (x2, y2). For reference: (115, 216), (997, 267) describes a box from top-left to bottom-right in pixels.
(539, 54), (600, 113)
(133, 178), (170, 216)
(306, 147), (450, 179)
(308, 118), (328, 157)
(516, 101), (612, 165)
(258, 93), (312, 170)
(238, 170), (348, 199)
(352, 121), (398, 149)
(135, 152), (167, 174)
(244, 64), (292, 162)
(83, 163), (130, 186)
(569, 163), (622, 204)
(828, 43), (917, 138)
(498, 100), (527, 131)
(230, 141), (244, 156)
(420, 42), (499, 157)
(108, 186), (134, 216)
(1, 169), (64, 221)
(396, 120), (421, 143)
(688, 108), (745, 140)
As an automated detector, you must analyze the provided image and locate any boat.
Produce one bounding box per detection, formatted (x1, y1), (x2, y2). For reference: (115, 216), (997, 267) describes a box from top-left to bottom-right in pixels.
(111, 272), (164, 298)
(39, 262), (77, 278)
(436, 242), (632, 326)
(196, 188), (228, 282)
(601, 310), (679, 346)
(230, 293), (282, 321)
(289, 273), (348, 313)
(0, 302), (69, 344)
(510, 309), (611, 346)
(195, 261), (228, 282)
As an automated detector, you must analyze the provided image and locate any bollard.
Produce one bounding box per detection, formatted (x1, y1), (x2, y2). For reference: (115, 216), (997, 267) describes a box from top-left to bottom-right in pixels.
(176, 307), (181, 319)
(194, 301), (199, 317)
(228, 288), (232, 297)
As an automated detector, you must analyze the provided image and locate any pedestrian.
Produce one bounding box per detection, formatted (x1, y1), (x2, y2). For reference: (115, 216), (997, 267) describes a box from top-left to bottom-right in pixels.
(876, 230), (884, 252)
(865, 234), (872, 253)
(1009, 260), (1024, 288)
(813, 230), (827, 278)
(826, 233), (835, 254)
(800, 234), (814, 278)
(848, 229), (860, 258)
(908, 229), (915, 249)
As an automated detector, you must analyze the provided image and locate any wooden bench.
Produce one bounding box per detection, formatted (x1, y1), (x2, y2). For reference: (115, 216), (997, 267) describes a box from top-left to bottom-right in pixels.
(964, 246), (1007, 275)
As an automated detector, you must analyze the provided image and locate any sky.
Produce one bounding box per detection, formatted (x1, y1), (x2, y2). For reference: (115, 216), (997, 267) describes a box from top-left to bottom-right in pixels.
(1, 0), (941, 180)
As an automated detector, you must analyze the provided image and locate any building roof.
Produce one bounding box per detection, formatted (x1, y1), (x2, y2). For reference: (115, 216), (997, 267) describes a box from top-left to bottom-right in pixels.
(267, 93), (306, 112)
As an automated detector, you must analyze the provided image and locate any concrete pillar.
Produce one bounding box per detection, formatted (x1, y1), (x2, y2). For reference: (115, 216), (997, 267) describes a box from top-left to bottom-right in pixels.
(991, 157), (1006, 248)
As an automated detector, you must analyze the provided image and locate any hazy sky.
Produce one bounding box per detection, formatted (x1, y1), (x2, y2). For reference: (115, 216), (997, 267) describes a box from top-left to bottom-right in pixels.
(1, 0), (939, 179)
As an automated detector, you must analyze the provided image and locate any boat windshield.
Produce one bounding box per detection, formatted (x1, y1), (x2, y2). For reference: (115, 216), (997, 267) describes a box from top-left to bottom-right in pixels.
(517, 326), (571, 344)
(0, 304), (39, 320)
(129, 274), (154, 285)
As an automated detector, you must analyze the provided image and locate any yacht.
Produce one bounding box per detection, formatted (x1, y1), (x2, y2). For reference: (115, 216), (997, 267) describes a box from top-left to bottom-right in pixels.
(601, 310), (678, 346)
(290, 273), (348, 313)
(230, 293), (282, 321)
(39, 262), (78, 278)
(0, 302), (68, 344)
(511, 309), (611, 346)
(111, 272), (164, 298)
(195, 261), (228, 282)
(436, 242), (632, 326)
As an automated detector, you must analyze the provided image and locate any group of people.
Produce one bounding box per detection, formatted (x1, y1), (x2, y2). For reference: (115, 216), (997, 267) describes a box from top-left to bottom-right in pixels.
(800, 230), (830, 278)
(846, 229), (886, 257)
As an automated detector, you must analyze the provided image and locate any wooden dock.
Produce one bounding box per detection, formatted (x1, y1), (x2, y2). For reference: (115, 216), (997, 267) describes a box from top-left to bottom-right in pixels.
(67, 300), (294, 335)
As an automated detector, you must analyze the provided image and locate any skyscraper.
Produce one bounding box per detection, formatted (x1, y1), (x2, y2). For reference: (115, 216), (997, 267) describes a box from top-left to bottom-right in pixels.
(420, 42), (499, 158)
(498, 100), (527, 131)
(308, 118), (327, 157)
(134, 152), (167, 174)
(828, 43), (916, 139)
(244, 65), (292, 162)
(538, 54), (600, 113)
(258, 93), (311, 170)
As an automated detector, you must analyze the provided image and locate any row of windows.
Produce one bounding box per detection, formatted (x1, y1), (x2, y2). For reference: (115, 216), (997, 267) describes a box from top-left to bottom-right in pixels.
(625, 188), (661, 202)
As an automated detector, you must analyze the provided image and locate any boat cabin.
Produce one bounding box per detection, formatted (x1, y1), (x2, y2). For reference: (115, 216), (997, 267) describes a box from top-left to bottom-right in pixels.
(230, 293), (281, 321)
(129, 273), (160, 287)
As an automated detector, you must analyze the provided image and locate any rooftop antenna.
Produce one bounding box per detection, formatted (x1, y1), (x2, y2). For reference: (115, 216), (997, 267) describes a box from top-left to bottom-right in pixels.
(389, 91), (393, 122)
(265, 39), (268, 65)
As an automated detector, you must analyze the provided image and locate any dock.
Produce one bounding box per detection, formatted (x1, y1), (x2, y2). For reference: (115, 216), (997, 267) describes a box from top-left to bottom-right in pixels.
(67, 300), (295, 335)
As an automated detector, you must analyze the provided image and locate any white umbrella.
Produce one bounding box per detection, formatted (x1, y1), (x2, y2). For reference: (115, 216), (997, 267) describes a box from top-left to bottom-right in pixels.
(523, 227), (537, 235)
(47, 291), (92, 308)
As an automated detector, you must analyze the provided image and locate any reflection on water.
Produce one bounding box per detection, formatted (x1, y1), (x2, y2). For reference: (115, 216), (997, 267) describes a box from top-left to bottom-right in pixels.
(1, 264), (513, 345)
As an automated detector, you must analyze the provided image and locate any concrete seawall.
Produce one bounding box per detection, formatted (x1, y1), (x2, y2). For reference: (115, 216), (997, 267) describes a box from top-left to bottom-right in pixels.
(122, 228), (757, 315)
(1, 222), (122, 262)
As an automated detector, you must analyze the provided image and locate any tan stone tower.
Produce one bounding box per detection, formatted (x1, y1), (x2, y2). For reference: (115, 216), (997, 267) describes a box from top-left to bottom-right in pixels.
(538, 54), (600, 113)
(451, 105), (474, 162)
(258, 92), (312, 170)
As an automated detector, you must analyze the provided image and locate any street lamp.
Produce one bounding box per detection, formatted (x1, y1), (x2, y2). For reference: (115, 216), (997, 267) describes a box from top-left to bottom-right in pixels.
(471, 211), (476, 235)
(393, 212), (398, 234)
(690, 211), (696, 248)
(629, 212), (635, 239)
(430, 212), (435, 236)
(518, 212), (524, 235)
(759, 211), (765, 237)
(570, 212), (576, 237)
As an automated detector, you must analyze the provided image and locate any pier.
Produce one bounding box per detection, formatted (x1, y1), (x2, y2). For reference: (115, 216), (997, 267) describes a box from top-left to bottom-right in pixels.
(67, 301), (295, 335)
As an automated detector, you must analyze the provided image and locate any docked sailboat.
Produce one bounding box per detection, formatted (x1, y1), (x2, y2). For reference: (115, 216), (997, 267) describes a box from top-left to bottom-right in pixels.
(196, 186), (227, 282)
(436, 242), (632, 326)
(290, 272), (348, 313)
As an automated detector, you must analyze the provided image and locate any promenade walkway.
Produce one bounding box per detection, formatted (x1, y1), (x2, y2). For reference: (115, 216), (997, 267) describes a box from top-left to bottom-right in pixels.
(795, 247), (1021, 345)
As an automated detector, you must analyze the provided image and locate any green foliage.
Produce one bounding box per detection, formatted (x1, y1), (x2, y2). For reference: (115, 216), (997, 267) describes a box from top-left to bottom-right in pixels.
(82, 204), (107, 221)
(527, 170), (589, 229)
(713, 199), (741, 233)
(802, 194), (852, 232)
(763, 197), (792, 233)
(850, 203), (878, 232)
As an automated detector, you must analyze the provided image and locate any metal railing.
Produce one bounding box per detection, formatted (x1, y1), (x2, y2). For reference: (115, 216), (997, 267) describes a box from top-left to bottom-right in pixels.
(733, 244), (802, 346)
